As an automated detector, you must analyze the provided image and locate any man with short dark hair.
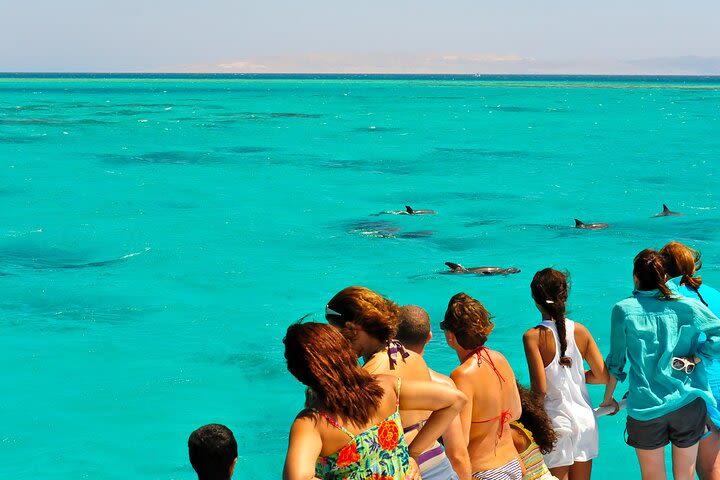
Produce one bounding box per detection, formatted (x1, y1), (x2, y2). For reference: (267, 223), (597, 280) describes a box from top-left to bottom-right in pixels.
(188, 424), (238, 480)
(398, 305), (471, 480)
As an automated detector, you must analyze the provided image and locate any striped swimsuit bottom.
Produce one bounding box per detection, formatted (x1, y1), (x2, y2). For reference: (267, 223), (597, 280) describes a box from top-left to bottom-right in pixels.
(472, 457), (523, 480)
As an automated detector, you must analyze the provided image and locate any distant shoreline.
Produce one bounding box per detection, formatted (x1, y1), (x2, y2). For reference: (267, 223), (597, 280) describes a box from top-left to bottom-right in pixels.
(1, 73), (720, 81)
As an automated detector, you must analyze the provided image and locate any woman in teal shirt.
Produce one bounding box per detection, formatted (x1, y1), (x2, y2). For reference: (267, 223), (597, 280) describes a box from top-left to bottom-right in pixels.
(660, 241), (720, 480)
(600, 249), (720, 480)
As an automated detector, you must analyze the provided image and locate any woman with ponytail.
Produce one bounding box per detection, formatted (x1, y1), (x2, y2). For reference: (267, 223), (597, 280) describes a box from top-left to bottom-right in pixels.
(522, 268), (607, 480)
(326, 286), (470, 480)
(660, 241), (720, 480)
(283, 322), (466, 480)
(602, 249), (720, 480)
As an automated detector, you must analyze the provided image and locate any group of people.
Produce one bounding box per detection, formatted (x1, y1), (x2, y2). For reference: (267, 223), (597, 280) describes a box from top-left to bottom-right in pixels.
(186, 241), (720, 480)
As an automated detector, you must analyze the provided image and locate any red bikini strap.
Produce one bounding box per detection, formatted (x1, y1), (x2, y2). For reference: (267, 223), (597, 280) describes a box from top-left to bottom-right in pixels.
(475, 346), (505, 383)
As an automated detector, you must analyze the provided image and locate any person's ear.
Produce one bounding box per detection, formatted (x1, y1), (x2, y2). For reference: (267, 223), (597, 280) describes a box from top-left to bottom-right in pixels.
(229, 457), (238, 478)
(427, 331), (433, 345)
(343, 321), (359, 340)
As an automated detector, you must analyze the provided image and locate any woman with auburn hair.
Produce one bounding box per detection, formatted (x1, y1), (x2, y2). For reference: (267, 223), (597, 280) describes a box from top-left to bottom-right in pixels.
(510, 383), (558, 480)
(441, 292), (523, 480)
(660, 241), (720, 480)
(602, 249), (720, 480)
(282, 322), (466, 480)
(522, 268), (607, 480)
(326, 286), (470, 480)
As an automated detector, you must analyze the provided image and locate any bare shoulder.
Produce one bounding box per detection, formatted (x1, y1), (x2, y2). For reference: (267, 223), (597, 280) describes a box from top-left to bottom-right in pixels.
(375, 373), (398, 390)
(292, 410), (319, 432)
(522, 327), (541, 345)
(429, 368), (455, 388)
(450, 362), (473, 384)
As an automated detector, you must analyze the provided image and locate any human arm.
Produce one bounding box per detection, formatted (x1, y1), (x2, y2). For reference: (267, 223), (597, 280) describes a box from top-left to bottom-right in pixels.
(398, 379), (467, 459)
(442, 414), (472, 480)
(282, 416), (323, 480)
(599, 305), (627, 415)
(604, 304), (628, 383)
(450, 368), (474, 447)
(523, 329), (547, 398)
(693, 301), (720, 359)
(599, 374), (620, 415)
(576, 323), (610, 385)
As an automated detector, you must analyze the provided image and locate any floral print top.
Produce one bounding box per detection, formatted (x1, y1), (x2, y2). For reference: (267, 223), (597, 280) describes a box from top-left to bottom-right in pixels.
(313, 379), (410, 479)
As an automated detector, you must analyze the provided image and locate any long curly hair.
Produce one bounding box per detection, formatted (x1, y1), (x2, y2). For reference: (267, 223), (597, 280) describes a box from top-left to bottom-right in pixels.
(517, 383), (557, 454)
(442, 292), (494, 349)
(284, 322), (383, 425)
(326, 286), (400, 342)
(531, 268), (572, 367)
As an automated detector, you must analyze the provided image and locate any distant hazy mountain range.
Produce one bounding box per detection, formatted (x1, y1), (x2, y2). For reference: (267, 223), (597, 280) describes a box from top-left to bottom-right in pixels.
(158, 53), (720, 75)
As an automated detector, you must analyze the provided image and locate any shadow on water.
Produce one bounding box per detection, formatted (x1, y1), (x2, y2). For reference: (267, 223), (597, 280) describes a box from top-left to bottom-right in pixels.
(99, 151), (226, 165)
(0, 240), (150, 271)
(0, 134), (48, 144)
(215, 146), (274, 154)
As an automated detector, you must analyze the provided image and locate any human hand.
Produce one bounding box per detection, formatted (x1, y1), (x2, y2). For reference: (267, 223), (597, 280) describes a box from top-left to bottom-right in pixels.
(599, 398), (620, 416)
(405, 457), (422, 480)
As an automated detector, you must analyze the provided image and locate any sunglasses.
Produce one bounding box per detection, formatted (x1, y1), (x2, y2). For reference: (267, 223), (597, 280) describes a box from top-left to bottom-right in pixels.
(439, 320), (447, 331)
(671, 357), (696, 374)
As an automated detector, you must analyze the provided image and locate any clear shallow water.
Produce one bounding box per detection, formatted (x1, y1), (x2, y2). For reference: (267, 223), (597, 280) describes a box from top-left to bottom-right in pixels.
(1, 75), (720, 478)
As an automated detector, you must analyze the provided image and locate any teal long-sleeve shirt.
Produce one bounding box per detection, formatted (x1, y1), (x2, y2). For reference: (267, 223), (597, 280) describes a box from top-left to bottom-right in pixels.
(605, 289), (720, 421)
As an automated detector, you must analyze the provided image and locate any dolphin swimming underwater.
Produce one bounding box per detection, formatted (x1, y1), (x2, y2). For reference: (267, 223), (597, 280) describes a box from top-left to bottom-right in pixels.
(574, 219), (610, 230)
(443, 262), (521, 276)
(653, 204), (683, 217)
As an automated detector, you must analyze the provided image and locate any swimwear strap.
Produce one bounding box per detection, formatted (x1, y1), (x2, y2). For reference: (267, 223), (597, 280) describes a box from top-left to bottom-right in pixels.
(474, 346), (505, 383)
(387, 340), (410, 369)
(416, 445), (445, 466)
(403, 420), (426, 434)
(472, 408), (512, 439)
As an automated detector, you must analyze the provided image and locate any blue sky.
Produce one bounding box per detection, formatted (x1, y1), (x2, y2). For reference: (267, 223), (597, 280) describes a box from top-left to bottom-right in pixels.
(1, 0), (719, 73)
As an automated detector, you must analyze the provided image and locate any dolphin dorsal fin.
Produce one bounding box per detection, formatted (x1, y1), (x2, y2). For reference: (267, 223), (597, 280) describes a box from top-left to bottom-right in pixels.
(405, 205), (414, 214)
(663, 204), (670, 212)
(574, 219), (585, 227)
(445, 262), (466, 271)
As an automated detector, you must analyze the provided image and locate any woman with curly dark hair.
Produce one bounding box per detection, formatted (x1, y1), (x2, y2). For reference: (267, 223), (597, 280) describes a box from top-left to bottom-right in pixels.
(510, 383), (558, 480)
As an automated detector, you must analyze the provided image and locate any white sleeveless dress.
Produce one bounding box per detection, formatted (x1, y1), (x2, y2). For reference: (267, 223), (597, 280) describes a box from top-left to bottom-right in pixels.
(538, 319), (598, 468)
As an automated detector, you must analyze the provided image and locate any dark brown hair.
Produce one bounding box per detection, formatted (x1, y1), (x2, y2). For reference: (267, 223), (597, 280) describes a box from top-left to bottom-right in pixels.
(531, 268), (572, 367)
(634, 248), (674, 300)
(397, 305), (431, 348)
(284, 322), (383, 425)
(442, 293), (494, 350)
(188, 424), (237, 480)
(516, 383), (557, 454)
(326, 286), (400, 342)
(660, 241), (703, 290)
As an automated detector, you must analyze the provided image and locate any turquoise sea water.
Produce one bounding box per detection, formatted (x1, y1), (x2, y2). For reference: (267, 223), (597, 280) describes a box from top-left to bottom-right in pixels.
(1, 75), (720, 478)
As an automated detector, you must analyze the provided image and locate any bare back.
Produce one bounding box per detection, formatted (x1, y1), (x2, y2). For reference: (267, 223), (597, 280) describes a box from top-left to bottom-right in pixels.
(363, 347), (432, 443)
(452, 348), (521, 471)
(308, 375), (398, 456)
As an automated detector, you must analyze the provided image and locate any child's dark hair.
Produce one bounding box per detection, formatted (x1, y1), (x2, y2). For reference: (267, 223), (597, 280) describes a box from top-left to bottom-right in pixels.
(517, 383), (557, 454)
(531, 268), (572, 367)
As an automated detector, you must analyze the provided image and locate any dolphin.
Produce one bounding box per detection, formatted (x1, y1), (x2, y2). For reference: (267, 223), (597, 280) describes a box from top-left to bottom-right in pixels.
(404, 205), (436, 215)
(376, 205), (437, 215)
(443, 262), (521, 276)
(574, 219), (610, 230)
(653, 204), (683, 217)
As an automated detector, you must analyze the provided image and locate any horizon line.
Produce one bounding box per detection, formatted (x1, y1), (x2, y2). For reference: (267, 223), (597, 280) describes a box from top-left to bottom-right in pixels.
(2, 72), (720, 77)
